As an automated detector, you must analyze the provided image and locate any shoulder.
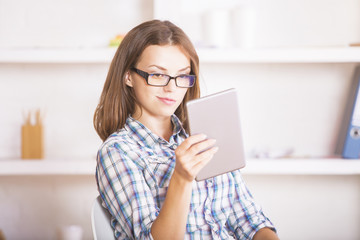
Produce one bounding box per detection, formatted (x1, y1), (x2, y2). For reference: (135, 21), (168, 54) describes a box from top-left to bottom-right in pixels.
(97, 127), (148, 170)
(101, 128), (138, 152)
(97, 128), (137, 160)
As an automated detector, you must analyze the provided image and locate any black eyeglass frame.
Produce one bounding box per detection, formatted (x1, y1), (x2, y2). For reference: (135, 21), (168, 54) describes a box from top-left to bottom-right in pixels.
(131, 67), (196, 88)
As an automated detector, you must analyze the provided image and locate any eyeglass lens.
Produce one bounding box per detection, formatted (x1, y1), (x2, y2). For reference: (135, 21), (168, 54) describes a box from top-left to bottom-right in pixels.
(148, 74), (195, 87)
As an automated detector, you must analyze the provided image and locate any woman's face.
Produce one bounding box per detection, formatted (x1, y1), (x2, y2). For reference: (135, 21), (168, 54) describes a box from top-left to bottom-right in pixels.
(126, 44), (190, 121)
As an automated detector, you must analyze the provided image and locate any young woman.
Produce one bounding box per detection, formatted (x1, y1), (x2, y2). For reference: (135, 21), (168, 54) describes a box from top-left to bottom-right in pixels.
(94, 20), (278, 240)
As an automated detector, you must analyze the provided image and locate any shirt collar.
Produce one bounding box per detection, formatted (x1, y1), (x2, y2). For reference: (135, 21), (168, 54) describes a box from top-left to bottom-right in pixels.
(125, 115), (187, 148)
(171, 114), (187, 137)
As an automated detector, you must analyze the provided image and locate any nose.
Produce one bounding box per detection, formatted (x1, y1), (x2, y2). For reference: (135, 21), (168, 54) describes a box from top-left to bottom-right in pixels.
(163, 77), (177, 91)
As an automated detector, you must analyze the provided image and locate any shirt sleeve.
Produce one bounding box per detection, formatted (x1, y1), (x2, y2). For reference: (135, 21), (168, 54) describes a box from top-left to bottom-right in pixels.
(227, 170), (276, 239)
(96, 141), (158, 240)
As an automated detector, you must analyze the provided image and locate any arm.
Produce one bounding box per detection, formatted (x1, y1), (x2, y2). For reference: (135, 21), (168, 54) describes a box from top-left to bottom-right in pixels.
(151, 134), (218, 240)
(96, 143), (160, 239)
(227, 170), (277, 239)
(253, 227), (279, 240)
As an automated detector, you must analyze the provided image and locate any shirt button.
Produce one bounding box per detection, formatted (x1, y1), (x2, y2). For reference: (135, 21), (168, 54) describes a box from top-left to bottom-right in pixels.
(207, 180), (213, 187)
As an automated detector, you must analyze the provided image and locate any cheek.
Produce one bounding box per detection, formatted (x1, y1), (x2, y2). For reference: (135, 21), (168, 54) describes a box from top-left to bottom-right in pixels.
(133, 84), (159, 105)
(132, 79), (149, 96)
(178, 89), (188, 100)
(133, 87), (148, 103)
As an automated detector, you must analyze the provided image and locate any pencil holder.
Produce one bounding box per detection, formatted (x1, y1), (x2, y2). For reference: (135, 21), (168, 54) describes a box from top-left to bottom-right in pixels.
(21, 110), (44, 159)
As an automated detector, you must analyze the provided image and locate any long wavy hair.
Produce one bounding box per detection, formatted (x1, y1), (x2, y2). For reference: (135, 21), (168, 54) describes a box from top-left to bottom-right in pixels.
(94, 20), (200, 141)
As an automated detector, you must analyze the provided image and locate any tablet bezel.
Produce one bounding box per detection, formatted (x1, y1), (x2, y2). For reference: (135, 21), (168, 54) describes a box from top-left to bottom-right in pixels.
(186, 88), (246, 181)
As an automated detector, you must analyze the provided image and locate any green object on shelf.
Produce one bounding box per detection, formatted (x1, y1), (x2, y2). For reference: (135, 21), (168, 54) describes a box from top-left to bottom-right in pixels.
(109, 35), (124, 47)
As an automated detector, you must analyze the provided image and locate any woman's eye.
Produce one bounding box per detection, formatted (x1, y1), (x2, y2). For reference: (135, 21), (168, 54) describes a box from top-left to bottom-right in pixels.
(151, 74), (166, 79)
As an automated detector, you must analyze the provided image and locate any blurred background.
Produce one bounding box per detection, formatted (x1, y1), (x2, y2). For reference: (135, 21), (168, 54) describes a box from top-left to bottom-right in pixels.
(1, 0), (360, 239)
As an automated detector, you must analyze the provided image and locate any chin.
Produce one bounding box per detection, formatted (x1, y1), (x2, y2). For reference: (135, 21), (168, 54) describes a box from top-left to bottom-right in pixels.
(158, 110), (176, 118)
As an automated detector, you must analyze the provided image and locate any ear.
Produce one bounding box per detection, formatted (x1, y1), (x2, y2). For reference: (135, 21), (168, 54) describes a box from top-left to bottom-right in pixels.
(125, 71), (133, 87)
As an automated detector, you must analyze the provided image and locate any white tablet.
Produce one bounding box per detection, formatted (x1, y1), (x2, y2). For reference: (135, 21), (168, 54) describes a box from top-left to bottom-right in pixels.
(186, 88), (246, 181)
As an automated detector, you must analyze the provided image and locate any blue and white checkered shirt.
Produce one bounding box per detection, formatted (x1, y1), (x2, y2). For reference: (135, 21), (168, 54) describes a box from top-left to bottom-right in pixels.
(96, 115), (275, 239)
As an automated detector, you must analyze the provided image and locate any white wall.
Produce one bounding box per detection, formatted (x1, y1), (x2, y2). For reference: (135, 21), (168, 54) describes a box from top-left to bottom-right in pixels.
(1, 0), (360, 239)
(243, 174), (360, 240)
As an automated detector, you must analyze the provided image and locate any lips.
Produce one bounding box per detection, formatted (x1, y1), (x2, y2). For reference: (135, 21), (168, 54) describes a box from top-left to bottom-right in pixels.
(157, 96), (176, 105)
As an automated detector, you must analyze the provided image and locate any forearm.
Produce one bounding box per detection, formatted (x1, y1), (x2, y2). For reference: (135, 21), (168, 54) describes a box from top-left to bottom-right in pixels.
(151, 171), (192, 240)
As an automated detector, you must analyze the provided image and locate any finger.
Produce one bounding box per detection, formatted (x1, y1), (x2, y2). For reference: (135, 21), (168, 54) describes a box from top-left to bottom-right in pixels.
(191, 146), (219, 175)
(176, 133), (207, 153)
(175, 144), (217, 174)
(189, 138), (217, 156)
(188, 145), (218, 170)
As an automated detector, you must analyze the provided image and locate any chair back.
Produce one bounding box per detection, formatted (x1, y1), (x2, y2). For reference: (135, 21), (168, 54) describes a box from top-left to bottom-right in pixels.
(91, 196), (116, 240)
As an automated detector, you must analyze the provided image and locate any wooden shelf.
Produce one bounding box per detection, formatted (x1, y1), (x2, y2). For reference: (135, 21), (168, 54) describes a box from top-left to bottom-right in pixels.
(1, 158), (360, 176)
(1, 47), (360, 64)
(197, 46), (360, 63)
(0, 159), (96, 176)
(0, 47), (117, 63)
(242, 158), (360, 175)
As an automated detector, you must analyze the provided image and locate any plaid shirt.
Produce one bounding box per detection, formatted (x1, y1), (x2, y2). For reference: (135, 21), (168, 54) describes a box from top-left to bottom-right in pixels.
(96, 115), (275, 239)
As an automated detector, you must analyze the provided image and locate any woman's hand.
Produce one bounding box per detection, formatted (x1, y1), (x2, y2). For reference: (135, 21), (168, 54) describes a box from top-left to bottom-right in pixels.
(174, 134), (219, 182)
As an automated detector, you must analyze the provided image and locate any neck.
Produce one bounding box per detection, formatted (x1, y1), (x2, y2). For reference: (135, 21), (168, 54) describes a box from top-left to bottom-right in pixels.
(134, 114), (173, 142)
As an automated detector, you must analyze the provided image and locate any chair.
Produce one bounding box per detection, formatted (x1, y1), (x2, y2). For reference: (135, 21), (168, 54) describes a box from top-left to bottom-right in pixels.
(91, 196), (116, 240)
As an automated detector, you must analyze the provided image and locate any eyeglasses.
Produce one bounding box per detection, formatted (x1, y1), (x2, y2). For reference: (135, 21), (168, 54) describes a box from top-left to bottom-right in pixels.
(131, 67), (196, 88)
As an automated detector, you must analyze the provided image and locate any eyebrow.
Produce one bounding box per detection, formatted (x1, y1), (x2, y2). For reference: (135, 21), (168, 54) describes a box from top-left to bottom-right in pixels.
(148, 65), (191, 72)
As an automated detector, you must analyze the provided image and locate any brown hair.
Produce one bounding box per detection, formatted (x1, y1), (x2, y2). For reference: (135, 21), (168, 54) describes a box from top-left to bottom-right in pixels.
(94, 20), (200, 141)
